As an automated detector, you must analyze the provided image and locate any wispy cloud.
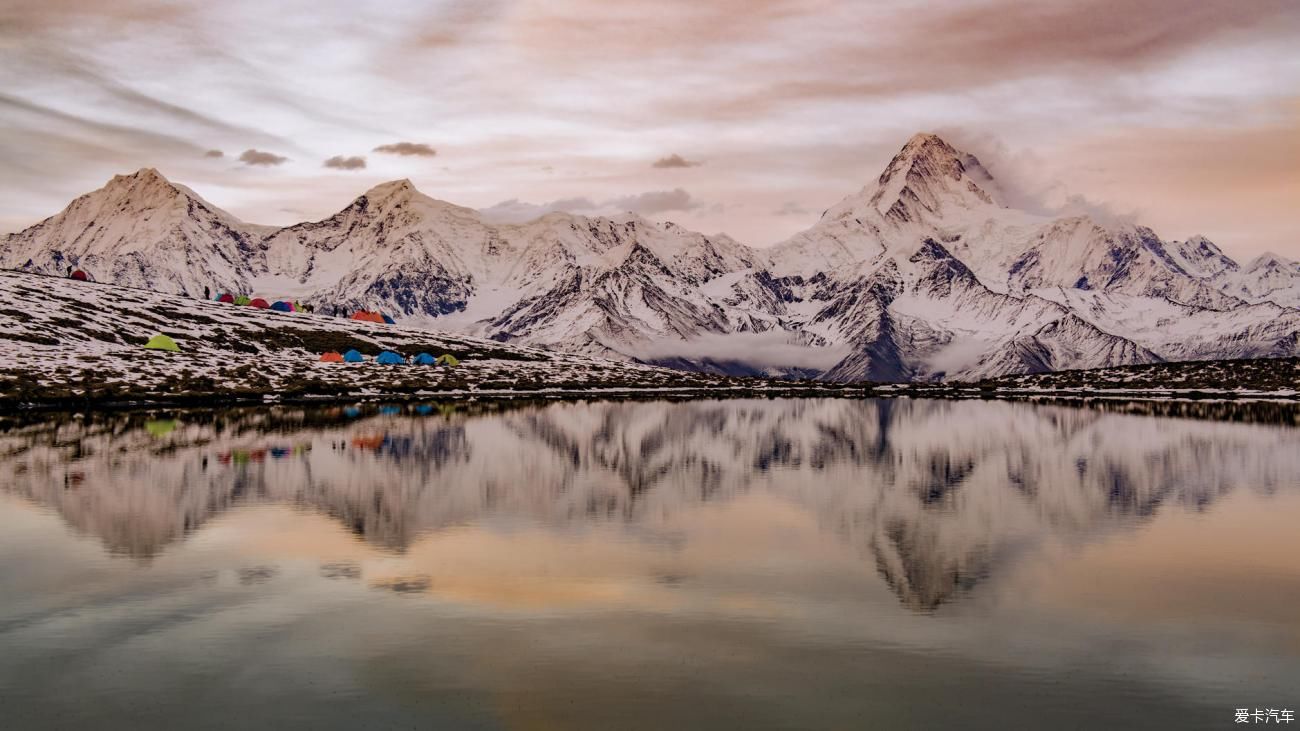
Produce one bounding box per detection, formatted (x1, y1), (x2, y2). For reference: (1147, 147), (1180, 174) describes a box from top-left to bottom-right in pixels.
(631, 331), (850, 371)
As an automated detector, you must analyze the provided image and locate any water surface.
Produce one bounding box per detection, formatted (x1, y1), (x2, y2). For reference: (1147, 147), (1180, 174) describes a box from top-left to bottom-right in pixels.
(1, 398), (1297, 729)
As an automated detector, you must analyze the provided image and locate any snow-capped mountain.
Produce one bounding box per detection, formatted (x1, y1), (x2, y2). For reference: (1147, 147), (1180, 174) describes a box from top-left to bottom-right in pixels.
(1212, 251), (1300, 309)
(3, 133), (1297, 381)
(0, 168), (273, 297)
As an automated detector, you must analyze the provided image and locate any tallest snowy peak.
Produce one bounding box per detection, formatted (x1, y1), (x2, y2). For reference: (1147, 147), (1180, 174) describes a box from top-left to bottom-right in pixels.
(866, 132), (1003, 218)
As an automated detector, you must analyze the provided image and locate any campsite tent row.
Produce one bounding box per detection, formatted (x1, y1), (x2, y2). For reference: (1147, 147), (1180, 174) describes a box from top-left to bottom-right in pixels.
(320, 350), (459, 366)
(215, 293), (299, 312)
(213, 295), (394, 324)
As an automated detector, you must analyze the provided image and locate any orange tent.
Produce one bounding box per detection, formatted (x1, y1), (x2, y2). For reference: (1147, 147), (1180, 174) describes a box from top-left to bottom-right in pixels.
(351, 310), (385, 323)
(319, 351), (344, 362)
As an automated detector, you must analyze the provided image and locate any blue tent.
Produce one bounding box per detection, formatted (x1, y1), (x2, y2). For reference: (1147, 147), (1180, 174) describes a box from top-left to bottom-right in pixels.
(343, 349), (365, 363)
(270, 301), (293, 313)
(381, 314), (396, 324)
(413, 352), (436, 365)
(376, 350), (406, 365)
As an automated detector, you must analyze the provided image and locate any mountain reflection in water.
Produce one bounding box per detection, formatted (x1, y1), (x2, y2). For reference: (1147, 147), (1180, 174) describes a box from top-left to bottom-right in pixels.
(3, 398), (1297, 612)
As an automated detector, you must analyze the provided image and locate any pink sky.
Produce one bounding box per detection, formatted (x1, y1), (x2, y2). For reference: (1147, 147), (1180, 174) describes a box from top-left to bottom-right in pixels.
(1, 0), (1297, 258)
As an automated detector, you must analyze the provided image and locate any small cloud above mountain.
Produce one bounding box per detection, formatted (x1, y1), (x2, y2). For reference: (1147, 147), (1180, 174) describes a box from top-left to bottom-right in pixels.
(239, 149), (287, 166)
(774, 201), (810, 216)
(203, 149), (224, 158)
(610, 188), (700, 214)
(479, 188), (702, 223)
(652, 154), (702, 169)
(324, 155), (367, 170)
(373, 142), (437, 157)
(478, 196), (602, 223)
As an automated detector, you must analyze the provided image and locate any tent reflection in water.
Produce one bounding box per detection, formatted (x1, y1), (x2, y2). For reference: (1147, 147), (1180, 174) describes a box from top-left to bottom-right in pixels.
(145, 419), (177, 437)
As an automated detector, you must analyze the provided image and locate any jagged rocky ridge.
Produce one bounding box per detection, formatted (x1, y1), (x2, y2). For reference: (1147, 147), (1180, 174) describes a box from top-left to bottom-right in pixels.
(3, 133), (1297, 382)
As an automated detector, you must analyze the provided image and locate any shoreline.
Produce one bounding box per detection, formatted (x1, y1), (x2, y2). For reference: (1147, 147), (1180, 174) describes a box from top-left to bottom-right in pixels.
(5, 381), (1297, 414)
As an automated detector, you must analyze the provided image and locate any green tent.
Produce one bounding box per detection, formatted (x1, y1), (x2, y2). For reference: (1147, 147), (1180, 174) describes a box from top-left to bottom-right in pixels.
(436, 353), (459, 367)
(234, 295), (251, 306)
(144, 334), (180, 352)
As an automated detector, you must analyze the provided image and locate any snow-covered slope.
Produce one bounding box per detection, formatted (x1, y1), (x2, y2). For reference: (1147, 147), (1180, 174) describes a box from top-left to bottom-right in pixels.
(3, 133), (1298, 382)
(0, 270), (753, 407)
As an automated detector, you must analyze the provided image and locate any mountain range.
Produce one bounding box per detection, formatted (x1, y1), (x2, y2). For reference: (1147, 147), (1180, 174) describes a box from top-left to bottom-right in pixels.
(3, 133), (1298, 382)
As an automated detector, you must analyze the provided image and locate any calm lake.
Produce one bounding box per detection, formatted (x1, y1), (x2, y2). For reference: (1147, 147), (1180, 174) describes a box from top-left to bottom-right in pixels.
(1, 398), (1297, 730)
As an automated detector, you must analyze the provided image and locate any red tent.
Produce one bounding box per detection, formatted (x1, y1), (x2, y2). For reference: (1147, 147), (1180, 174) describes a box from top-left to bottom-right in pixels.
(319, 351), (344, 362)
(70, 270), (88, 281)
(218, 293), (236, 303)
(249, 298), (270, 309)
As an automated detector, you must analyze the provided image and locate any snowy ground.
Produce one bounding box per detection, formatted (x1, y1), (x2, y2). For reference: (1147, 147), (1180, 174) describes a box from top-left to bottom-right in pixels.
(0, 270), (764, 407)
(2, 269), (1295, 408)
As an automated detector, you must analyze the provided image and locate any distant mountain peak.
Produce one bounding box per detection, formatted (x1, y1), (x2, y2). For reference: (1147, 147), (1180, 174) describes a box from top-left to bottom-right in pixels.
(1245, 251), (1298, 272)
